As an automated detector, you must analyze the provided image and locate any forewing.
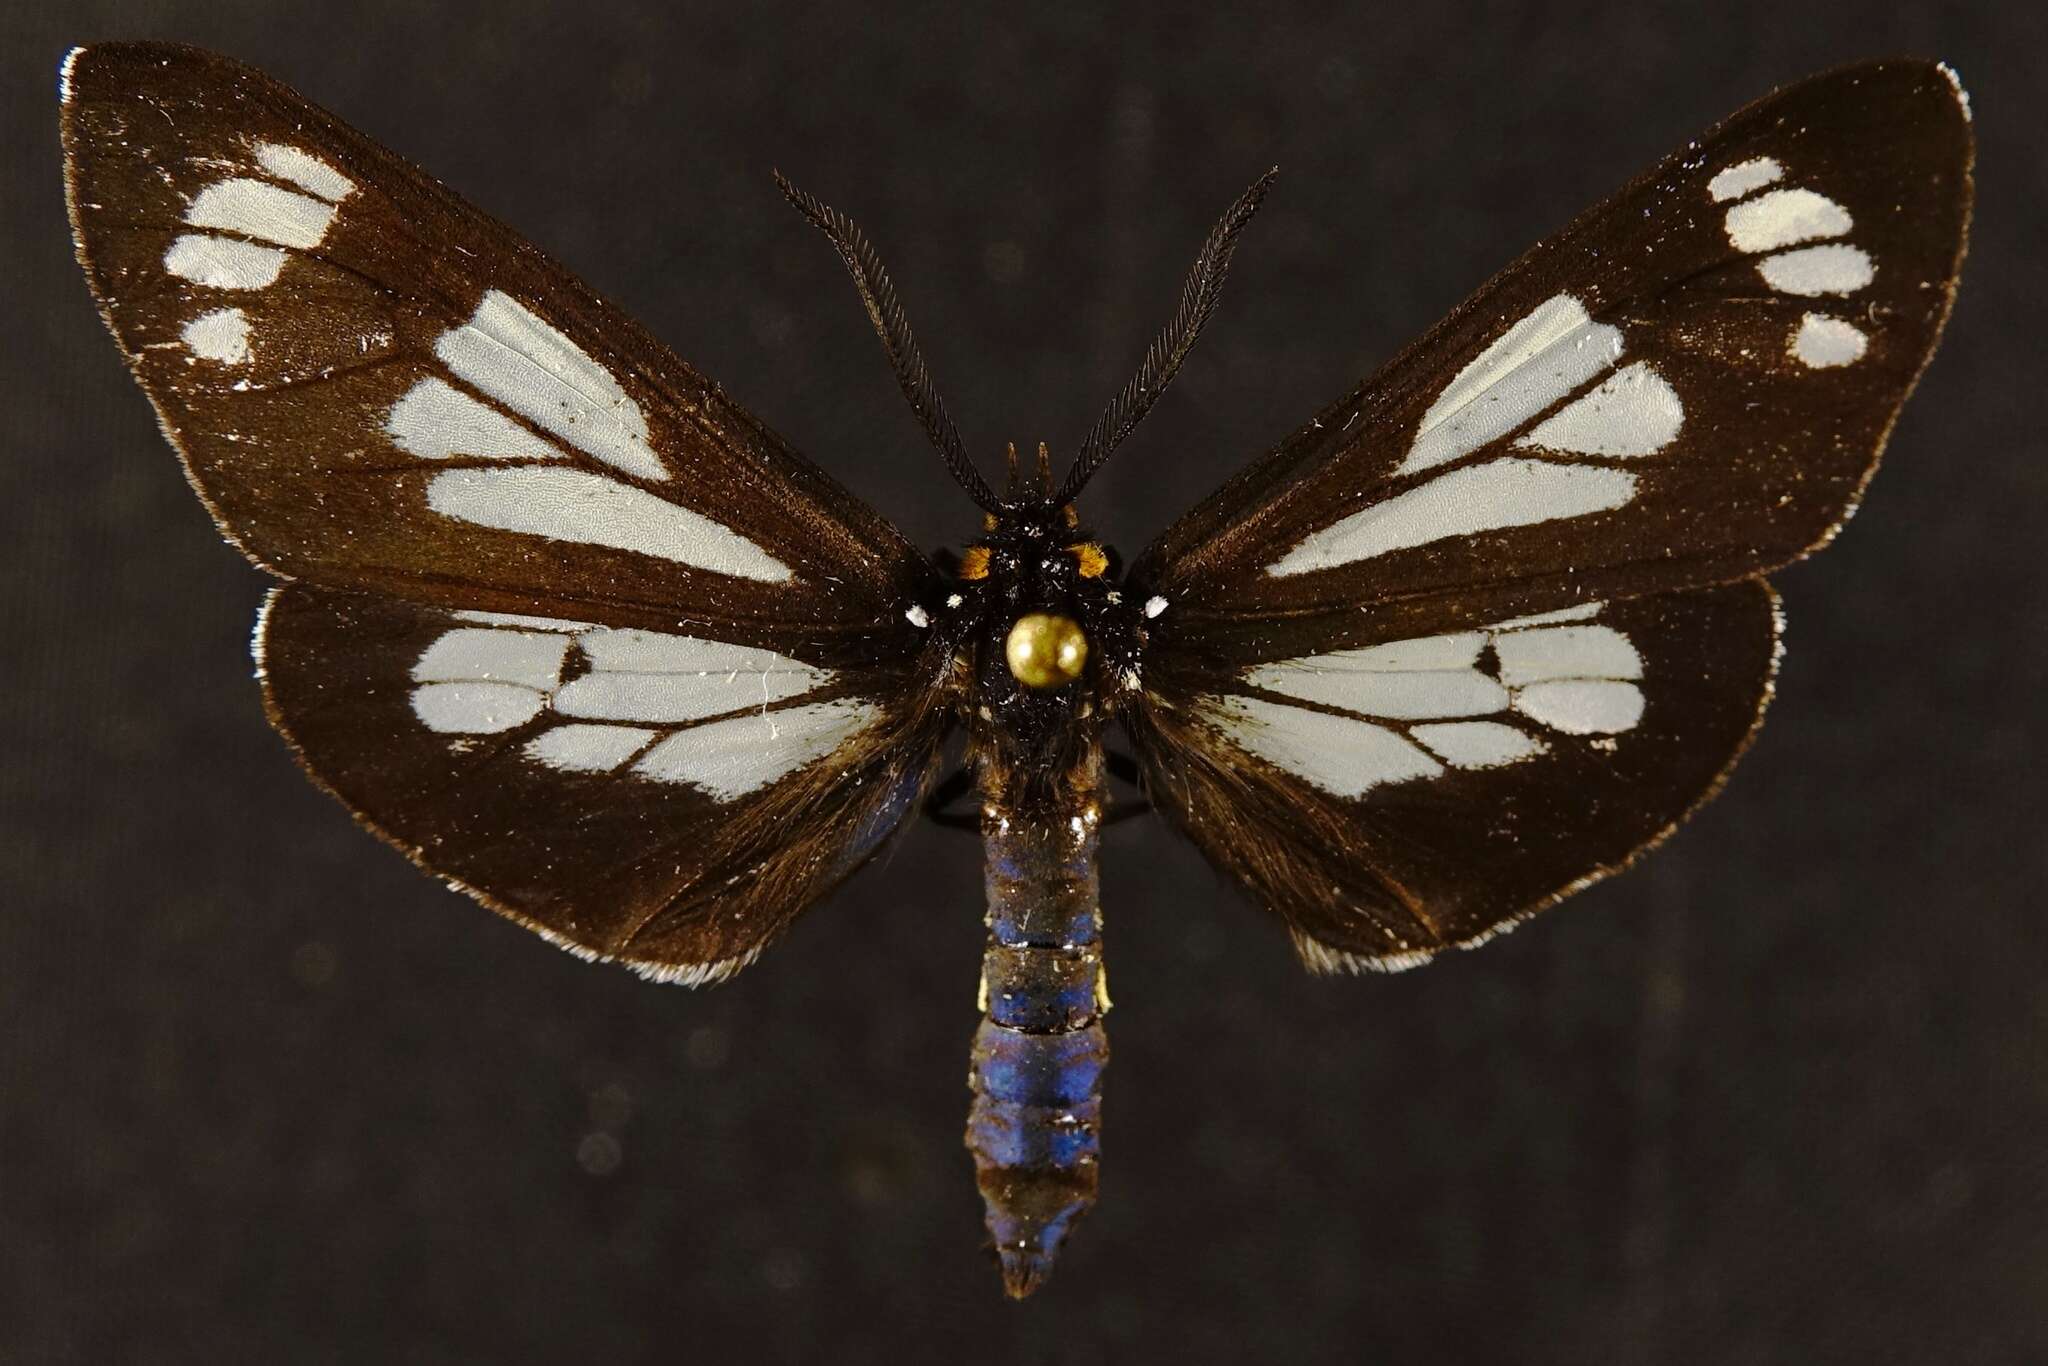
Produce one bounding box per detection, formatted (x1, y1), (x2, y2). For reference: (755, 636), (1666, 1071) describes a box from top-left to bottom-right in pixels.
(259, 586), (947, 980)
(1126, 583), (1778, 969)
(63, 42), (935, 661)
(1132, 61), (1971, 657)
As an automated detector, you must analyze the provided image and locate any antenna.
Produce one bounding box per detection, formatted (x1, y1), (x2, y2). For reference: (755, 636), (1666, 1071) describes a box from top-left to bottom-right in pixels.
(1059, 168), (1278, 502)
(776, 171), (1002, 513)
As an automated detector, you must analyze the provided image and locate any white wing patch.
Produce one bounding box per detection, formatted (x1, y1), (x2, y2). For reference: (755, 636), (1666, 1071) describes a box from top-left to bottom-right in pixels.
(1267, 458), (1636, 573)
(1707, 156), (1783, 202)
(252, 142), (356, 202)
(407, 618), (867, 800)
(431, 290), (667, 482)
(1204, 602), (1646, 798)
(424, 466), (791, 582)
(1517, 363), (1683, 458)
(387, 378), (568, 461)
(1268, 291), (1682, 576)
(378, 291), (790, 582)
(1400, 294), (1623, 475)
(1791, 313), (1868, 369)
(1708, 155), (1878, 368)
(630, 702), (878, 801)
(180, 307), (251, 364)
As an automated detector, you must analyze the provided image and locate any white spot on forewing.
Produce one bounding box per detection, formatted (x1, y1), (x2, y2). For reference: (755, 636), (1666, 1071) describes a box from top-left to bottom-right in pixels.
(1492, 602), (1603, 629)
(633, 700), (877, 800)
(1757, 244), (1875, 297)
(451, 610), (596, 631)
(1401, 294), (1622, 475)
(1512, 679), (1644, 735)
(437, 291), (666, 481)
(1143, 595), (1168, 619)
(184, 178), (337, 249)
(412, 628), (570, 690)
(1723, 188), (1852, 254)
(410, 681), (546, 734)
(181, 307), (250, 364)
(525, 723), (657, 773)
(1791, 313), (1868, 369)
(1212, 695), (1442, 798)
(163, 233), (286, 289)
(1267, 458), (1636, 574)
(905, 604), (930, 628)
(1517, 363), (1682, 457)
(387, 378), (568, 461)
(425, 465), (791, 582)
(253, 143), (355, 202)
(1492, 625), (1642, 686)
(1411, 721), (1547, 769)
(1708, 157), (1783, 202)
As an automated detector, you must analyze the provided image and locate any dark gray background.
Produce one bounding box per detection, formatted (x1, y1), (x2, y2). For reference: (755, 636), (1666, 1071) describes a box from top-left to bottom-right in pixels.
(5, 2), (2042, 1362)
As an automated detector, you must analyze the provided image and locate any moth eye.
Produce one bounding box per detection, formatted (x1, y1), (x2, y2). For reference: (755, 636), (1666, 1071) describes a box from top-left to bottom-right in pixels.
(1067, 543), (1108, 578)
(1004, 612), (1089, 689)
(958, 545), (991, 581)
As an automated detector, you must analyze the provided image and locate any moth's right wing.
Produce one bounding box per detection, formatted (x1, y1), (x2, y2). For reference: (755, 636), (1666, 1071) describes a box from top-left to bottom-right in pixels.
(63, 43), (952, 979)
(259, 587), (946, 982)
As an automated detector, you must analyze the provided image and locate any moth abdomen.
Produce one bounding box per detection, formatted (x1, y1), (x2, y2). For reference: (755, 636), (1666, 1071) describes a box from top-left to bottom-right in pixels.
(967, 743), (1108, 1298)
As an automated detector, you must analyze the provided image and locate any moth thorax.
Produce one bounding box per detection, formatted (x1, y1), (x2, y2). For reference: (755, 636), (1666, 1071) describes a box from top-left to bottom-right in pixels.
(1005, 613), (1088, 689)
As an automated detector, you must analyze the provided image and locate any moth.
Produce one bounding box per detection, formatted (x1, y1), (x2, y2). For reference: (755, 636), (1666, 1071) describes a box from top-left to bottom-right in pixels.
(63, 43), (1972, 1297)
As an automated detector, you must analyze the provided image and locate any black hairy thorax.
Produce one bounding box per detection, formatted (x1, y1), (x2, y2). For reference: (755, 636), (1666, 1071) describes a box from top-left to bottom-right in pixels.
(936, 449), (1143, 801)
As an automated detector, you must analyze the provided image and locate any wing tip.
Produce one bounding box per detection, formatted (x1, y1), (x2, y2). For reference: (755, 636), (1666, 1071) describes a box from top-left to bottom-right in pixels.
(1935, 60), (1972, 123)
(59, 45), (83, 103)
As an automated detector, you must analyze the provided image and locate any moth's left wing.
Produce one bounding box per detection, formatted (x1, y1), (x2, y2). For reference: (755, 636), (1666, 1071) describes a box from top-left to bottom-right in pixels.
(1134, 61), (1971, 654)
(1124, 62), (1969, 969)
(1123, 583), (1778, 968)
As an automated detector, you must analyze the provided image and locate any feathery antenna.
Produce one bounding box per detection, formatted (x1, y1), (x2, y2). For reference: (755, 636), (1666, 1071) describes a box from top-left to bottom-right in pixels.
(776, 171), (1002, 512)
(1059, 168), (1278, 502)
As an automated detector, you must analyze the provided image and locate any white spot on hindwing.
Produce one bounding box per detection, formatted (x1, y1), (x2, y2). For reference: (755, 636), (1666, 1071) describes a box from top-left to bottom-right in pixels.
(1204, 601), (1647, 797)
(408, 616), (866, 800)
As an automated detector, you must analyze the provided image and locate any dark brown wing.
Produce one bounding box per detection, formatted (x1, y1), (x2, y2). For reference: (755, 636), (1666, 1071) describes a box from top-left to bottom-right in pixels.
(1131, 61), (1972, 660)
(62, 42), (937, 662)
(1127, 584), (1779, 969)
(62, 43), (951, 977)
(1123, 62), (1970, 969)
(258, 587), (946, 980)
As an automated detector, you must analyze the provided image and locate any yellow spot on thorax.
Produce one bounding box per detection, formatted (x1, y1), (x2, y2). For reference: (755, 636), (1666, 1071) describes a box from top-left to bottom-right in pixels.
(1005, 612), (1088, 688)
